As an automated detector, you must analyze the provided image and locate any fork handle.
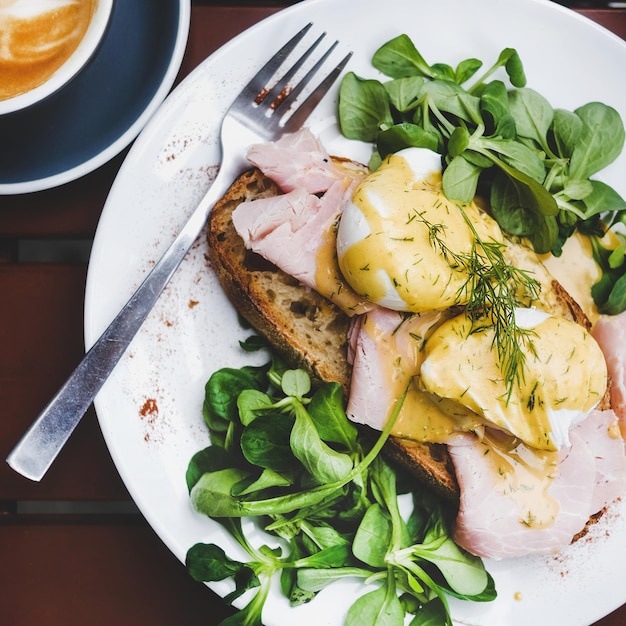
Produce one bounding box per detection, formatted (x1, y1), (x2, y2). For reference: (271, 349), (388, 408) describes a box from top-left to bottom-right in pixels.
(6, 157), (242, 482)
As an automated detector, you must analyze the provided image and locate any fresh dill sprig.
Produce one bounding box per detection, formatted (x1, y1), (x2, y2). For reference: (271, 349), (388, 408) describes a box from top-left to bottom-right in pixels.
(413, 207), (541, 400)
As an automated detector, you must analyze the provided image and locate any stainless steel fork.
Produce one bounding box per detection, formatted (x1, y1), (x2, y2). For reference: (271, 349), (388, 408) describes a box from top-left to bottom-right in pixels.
(7, 24), (352, 482)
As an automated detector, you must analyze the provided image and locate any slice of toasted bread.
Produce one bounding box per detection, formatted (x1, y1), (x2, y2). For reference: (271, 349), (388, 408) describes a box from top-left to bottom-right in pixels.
(208, 166), (465, 498)
(207, 165), (607, 502)
(207, 168), (353, 388)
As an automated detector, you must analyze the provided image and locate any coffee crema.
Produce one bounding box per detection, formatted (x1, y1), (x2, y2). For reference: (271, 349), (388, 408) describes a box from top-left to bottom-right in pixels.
(0, 0), (97, 101)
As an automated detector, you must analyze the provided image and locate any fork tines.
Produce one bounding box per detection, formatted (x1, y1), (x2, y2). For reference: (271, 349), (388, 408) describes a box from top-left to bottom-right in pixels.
(245, 23), (352, 131)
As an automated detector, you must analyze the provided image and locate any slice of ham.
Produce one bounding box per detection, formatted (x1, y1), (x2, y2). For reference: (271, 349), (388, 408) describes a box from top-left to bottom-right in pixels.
(232, 178), (374, 316)
(233, 181), (341, 288)
(593, 312), (626, 436)
(345, 308), (409, 430)
(450, 409), (626, 560)
(450, 431), (595, 560)
(232, 128), (373, 316)
(575, 408), (626, 514)
(247, 128), (351, 194)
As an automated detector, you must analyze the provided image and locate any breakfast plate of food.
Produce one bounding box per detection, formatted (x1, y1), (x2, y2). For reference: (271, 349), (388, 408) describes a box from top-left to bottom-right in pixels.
(84, 0), (626, 624)
(0, 0), (189, 194)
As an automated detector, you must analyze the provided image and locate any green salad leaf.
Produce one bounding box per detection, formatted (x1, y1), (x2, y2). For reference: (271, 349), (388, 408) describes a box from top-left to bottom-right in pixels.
(186, 351), (495, 626)
(338, 34), (626, 312)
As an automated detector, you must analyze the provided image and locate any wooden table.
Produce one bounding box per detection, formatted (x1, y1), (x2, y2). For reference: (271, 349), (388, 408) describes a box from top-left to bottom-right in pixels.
(1, 2), (625, 624)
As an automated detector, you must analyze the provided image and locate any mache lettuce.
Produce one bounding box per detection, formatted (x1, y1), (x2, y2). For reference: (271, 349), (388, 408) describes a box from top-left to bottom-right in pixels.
(338, 34), (626, 314)
(186, 350), (495, 626)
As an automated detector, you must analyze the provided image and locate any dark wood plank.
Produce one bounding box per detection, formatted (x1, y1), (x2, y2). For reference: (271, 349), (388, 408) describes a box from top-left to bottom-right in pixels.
(177, 5), (282, 79)
(0, 155), (124, 239)
(0, 523), (235, 626)
(0, 265), (131, 500)
(580, 7), (626, 39)
(0, 519), (624, 626)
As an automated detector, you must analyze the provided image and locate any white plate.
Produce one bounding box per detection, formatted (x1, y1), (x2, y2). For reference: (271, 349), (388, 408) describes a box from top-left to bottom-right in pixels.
(0, 0), (190, 195)
(85, 1), (626, 624)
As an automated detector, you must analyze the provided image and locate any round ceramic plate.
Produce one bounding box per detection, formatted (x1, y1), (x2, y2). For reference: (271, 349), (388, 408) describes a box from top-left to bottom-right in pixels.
(0, 0), (190, 194)
(85, 1), (626, 624)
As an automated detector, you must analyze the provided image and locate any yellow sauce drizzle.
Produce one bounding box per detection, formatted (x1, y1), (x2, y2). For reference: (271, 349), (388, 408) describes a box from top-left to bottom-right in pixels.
(420, 312), (608, 450)
(338, 153), (502, 312)
(479, 432), (561, 529)
(314, 218), (373, 316)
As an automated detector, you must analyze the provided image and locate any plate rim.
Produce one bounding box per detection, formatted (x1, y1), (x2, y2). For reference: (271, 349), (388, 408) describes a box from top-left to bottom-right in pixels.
(86, 1), (626, 624)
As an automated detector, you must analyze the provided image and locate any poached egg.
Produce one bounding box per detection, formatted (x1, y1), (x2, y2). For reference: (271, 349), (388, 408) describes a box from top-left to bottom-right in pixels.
(336, 147), (503, 312)
(420, 307), (608, 450)
(336, 147), (608, 452)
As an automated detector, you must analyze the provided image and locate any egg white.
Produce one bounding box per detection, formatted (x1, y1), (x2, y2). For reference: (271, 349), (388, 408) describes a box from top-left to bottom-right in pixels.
(514, 308), (598, 449)
(419, 307), (603, 450)
(336, 147), (443, 311)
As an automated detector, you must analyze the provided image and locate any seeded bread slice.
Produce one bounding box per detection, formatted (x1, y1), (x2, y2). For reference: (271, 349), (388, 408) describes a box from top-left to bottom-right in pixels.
(206, 165), (606, 502)
(207, 169), (353, 387)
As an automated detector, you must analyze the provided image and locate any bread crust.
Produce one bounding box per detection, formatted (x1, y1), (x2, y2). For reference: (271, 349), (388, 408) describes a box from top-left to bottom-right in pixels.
(207, 165), (608, 503)
(208, 169), (353, 387)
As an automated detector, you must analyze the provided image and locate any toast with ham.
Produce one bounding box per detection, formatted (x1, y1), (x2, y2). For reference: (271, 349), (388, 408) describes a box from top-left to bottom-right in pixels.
(206, 127), (626, 559)
(208, 165), (466, 497)
(207, 163), (605, 501)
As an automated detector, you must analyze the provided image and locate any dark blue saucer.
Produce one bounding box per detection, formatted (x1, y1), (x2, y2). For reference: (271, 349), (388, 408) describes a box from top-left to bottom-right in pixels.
(0, 0), (187, 193)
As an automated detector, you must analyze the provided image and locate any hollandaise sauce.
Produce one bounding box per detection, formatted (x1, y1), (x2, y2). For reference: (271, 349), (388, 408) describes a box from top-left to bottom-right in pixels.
(357, 310), (485, 443)
(371, 305), (607, 453)
(540, 231), (606, 327)
(478, 432), (561, 529)
(420, 310), (608, 450)
(314, 217), (373, 316)
(337, 151), (502, 313)
(392, 382), (486, 443)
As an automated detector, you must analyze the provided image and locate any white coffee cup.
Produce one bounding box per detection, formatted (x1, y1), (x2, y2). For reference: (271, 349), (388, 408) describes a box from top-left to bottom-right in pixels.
(0, 0), (114, 115)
